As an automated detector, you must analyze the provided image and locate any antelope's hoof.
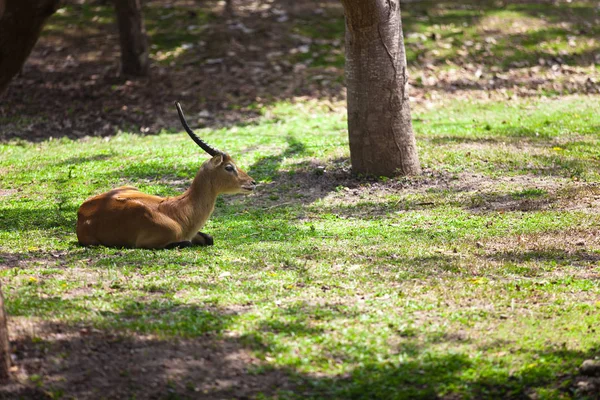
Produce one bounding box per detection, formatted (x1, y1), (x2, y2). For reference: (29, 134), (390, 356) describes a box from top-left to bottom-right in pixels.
(196, 232), (214, 246)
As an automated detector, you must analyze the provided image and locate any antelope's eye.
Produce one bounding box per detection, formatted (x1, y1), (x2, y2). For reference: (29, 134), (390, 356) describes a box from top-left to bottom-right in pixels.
(225, 164), (235, 172)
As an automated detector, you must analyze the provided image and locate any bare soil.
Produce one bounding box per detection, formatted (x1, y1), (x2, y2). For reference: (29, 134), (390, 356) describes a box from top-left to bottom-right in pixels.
(0, 0), (346, 142)
(2, 319), (291, 399)
(1, 0), (598, 142)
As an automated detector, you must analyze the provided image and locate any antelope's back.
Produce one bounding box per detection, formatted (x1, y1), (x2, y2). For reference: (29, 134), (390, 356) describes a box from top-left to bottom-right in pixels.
(76, 186), (162, 247)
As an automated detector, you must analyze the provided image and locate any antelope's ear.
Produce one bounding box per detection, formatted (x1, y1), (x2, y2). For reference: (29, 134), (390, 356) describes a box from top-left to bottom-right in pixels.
(210, 154), (224, 167)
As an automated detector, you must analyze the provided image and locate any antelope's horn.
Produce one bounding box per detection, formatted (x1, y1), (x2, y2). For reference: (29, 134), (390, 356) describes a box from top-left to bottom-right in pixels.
(175, 101), (224, 157)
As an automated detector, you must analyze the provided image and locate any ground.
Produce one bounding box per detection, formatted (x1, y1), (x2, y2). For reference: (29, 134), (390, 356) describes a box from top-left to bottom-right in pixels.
(0, 0), (599, 399)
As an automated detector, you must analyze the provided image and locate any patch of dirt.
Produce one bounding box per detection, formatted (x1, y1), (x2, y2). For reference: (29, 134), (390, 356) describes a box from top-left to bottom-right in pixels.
(1, 319), (293, 400)
(1, 0), (598, 141)
(556, 184), (600, 211)
(244, 157), (600, 218)
(480, 228), (600, 280)
(0, 0), (345, 142)
(571, 375), (600, 398)
(411, 64), (600, 105)
(485, 229), (600, 254)
(241, 161), (461, 211)
(0, 189), (18, 197)
(0, 251), (69, 270)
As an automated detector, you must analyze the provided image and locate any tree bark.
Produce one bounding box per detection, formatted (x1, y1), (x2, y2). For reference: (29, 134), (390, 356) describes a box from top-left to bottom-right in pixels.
(113, 0), (149, 76)
(0, 283), (10, 383)
(0, 0), (61, 94)
(224, 0), (234, 17)
(340, 0), (421, 177)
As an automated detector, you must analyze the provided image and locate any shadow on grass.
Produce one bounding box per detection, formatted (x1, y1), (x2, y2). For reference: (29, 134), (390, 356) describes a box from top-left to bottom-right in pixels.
(247, 135), (309, 181)
(428, 126), (549, 144)
(235, 152), (563, 218)
(55, 153), (114, 167)
(488, 248), (600, 264)
(428, 123), (600, 144)
(402, 0), (600, 64)
(3, 319), (291, 399)
(300, 186), (559, 218)
(0, 205), (77, 232)
(2, 302), (599, 399)
(2, 0), (599, 142)
(0, 136), (592, 255)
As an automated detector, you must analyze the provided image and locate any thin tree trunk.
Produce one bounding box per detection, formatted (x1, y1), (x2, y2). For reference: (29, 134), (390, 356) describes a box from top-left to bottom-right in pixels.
(0, 0), (61, 94)
(340, 0), (420, 177)
(224, 0), (234, 17)
(0, 283), (10, 383)
(113, 0), (149, 76)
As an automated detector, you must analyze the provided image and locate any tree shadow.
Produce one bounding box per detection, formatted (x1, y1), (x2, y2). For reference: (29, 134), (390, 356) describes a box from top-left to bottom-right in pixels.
(0, 206), (77, 232)
(0, 0), (347, 142)
(403, 0), (600, 97)
(2, 190), (599, 399)
(4, 320), (292, 399)
(247, 135), (309, 181)
(528, 153), (600, 180)
(234, 139), (566, 217)
(55, 153), (114, 166)
(2, 0), (598, 142)
(2, 303), (598, 399)
(0, 299), (361, 398)
(487, 248), (600, 264)
(428, 125), (556, 144)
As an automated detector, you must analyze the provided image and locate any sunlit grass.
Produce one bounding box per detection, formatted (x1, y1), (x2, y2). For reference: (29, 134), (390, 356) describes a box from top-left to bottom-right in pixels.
(1, 95), (600, 398)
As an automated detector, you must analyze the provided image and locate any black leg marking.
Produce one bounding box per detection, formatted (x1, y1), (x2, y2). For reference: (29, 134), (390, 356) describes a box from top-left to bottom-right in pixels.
(193, 232), (214, 246)
(199, 232), (214, 246)
(165, 241), (193, 249)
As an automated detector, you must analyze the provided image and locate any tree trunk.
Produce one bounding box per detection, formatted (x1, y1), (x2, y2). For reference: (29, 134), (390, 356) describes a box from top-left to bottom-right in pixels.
(113, 0), (149, 76)
(0, 283), (10, 383)
(0, 0), (61, 94)
(224, 0), (234, 17)
(340, 0), (420, 177)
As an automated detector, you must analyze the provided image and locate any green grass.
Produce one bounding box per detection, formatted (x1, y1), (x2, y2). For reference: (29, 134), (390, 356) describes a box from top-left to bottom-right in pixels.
(1, 95), (600, 398)
(399, 1), (600, 69)
(44, 0), (600, 73)
(44, 2), (215, 64)
(289, 0), (600, 71)
(415, 96), (600, 180)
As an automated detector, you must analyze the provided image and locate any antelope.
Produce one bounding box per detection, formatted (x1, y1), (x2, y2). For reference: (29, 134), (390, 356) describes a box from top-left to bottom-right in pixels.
(76, 102), (256, 249)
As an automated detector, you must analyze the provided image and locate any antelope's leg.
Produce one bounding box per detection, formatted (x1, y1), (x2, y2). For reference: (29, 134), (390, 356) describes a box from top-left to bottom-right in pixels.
(192, 232), (214, 246)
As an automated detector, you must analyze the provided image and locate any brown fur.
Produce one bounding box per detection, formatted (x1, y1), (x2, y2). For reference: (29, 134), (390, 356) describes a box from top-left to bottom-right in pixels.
(76, 154), (255, 249)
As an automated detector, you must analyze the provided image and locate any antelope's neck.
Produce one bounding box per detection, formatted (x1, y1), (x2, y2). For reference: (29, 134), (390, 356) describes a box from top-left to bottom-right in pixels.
(167, 168), (218, 237)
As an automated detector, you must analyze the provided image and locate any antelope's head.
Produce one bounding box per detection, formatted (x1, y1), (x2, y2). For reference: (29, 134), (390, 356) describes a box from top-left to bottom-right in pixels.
(176, 102), (256, 195)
